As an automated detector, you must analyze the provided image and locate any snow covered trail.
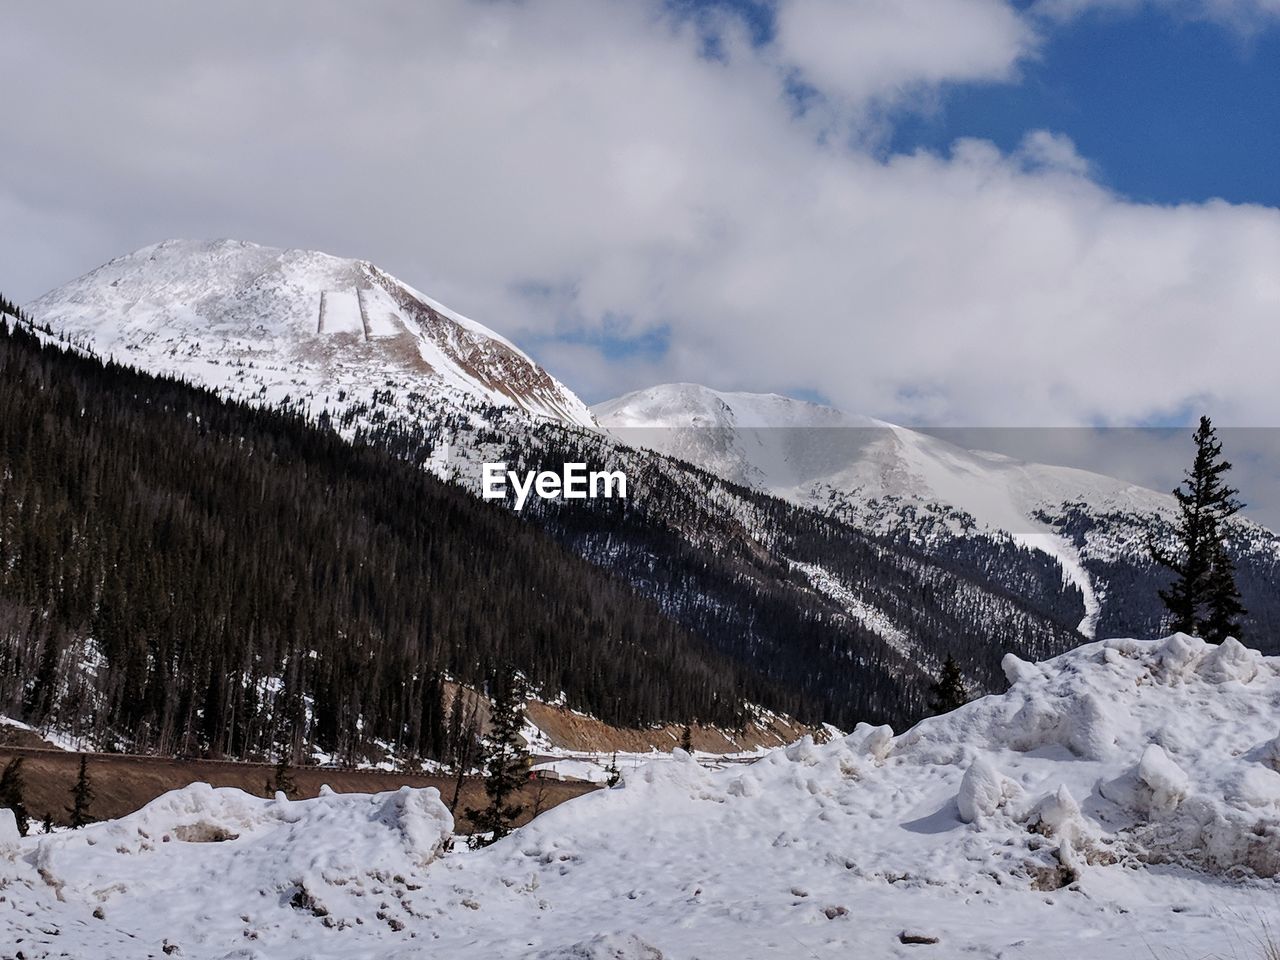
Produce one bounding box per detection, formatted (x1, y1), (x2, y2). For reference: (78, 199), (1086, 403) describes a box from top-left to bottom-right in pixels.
(6, 635), (1280, 958)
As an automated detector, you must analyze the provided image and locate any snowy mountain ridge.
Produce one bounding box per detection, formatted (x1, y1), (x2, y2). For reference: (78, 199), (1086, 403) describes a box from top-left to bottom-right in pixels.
(16, 245), (1103, 738)
(23, 240), (1280, 678)
(21, 242), (1206, 551)
(594, 382), (1172, 535)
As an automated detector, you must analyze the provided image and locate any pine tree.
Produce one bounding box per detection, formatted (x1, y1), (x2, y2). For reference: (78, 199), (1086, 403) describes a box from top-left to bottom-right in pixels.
(679, 725), (693, 753)
(927, 654), (970, 715)
(465, 668), (529, 847)
(0, 757), (31, 836)
(605, 752), (621, 787)
(68, 754), (95, 828)
(267, 752), (297, 799)
(1150, 416), (1246, 642)
(446, 693), (481, 816)
(1203, 540), (1245, 644)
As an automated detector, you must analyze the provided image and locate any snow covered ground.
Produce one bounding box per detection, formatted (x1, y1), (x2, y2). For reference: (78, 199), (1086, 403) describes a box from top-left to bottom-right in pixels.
(531, 749), (769, 785)
(6, 634), (1280, 958)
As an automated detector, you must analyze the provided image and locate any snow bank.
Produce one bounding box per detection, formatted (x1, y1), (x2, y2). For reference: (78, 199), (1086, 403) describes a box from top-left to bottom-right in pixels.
(8, 635), (1280, 959)
(5, 783), (452, 954)
(1137, 744), (1189, 811)
(454, 634), (1280, 955)
(0, 807), (19, 849)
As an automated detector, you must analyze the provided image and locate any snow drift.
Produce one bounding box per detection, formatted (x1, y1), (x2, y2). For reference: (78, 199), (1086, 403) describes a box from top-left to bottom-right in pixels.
(3, 784), (453, 956)
(7, 635), (1280, 958)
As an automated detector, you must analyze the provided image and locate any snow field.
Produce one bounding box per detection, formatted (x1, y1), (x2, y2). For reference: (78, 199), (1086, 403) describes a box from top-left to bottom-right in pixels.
(318, 290), (364, 336)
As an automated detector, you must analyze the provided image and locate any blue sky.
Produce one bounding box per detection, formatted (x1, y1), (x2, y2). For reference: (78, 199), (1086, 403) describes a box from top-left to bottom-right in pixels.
(888, 5), (1280, 208)
(5, 0), (1278, 517)
(681, 0), (1280, 209)
(534, 0), (1280, 406)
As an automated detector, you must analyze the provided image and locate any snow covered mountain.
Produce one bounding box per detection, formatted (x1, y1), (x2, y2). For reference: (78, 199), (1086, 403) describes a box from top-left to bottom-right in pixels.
(15, 241), (1098, 732)
(8, 634), (1280, 958)
(595, 383), (1168, 535)
(596, 383), (1280, 641)
(28, 238), (596, 429)
(21, 242), (1279, 716)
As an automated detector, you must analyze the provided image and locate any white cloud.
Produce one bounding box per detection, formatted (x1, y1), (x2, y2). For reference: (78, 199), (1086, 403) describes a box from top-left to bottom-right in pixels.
(1015, 130), (1093, 176)
(1034, 0), (1280, 29)
(773, 0), (1038, 106)
(2, 0), (1279, 429)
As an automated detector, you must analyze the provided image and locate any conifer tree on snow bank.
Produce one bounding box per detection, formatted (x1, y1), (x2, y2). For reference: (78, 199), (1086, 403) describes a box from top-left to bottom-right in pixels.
(68, 754), (95, 828)
(927, 655), (971, 715)
(267, 753), (297, 799)
(0, 757), (30, 836)
(466, 667), (530, 847)
(1203, 539), (1245, 644)
(1150, 416), (1246, 643)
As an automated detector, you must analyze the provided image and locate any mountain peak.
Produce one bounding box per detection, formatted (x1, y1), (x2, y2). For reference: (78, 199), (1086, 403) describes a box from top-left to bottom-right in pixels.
(594, 382), (1165, 522)
(594, 382), (886, 432)
(28, 239), (595, 428)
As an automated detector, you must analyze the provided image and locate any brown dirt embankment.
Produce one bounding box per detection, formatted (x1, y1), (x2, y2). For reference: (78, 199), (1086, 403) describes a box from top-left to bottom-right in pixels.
(0, 746), (595, 832)
(524, 701), (823, 753)
(443, 680), (824, 754)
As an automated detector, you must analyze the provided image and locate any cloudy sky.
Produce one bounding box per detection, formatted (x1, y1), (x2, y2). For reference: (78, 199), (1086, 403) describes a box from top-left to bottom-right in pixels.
(3, 0), (1279, 434)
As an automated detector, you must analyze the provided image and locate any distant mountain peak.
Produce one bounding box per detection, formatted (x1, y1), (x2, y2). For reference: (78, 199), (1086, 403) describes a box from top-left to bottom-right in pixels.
(594, 382), (1166, 525)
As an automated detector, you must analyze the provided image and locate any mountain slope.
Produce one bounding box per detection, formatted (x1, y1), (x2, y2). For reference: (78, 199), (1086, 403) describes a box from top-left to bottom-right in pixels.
(20, 246), (1103, 732)
(595, 384), (1164, 530)
(356, 407), (1087, 726)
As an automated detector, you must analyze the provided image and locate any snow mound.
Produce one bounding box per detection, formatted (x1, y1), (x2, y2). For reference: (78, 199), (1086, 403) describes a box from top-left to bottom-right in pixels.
(14, 783), (452, 951)
(0, 807), (19, 849)
(1137, 744), (1190, 812)
(497, 634), (1280, 919)
(913, 633), (1280, 878)
(957, 756), (1022, 823)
